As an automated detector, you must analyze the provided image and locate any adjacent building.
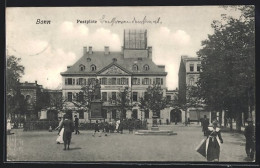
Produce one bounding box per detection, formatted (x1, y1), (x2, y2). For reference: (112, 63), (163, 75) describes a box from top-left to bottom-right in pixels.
(178, 55), (210, 122)
(61, 29), (174, 123)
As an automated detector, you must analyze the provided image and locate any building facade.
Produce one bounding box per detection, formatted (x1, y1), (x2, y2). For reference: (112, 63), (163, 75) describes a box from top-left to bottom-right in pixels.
(61, 30), (172, 123)
(178, 55), (210, 122)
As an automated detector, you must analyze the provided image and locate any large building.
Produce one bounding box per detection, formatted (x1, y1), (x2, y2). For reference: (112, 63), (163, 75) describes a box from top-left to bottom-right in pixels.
(61, 29), (174, 123)
(178, 55), (210, 122)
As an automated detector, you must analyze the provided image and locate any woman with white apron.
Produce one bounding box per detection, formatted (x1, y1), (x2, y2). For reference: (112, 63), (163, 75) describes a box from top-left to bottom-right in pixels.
(56, 117), (64, 144)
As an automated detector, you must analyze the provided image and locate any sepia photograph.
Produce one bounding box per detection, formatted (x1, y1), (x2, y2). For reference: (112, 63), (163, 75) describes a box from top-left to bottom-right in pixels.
(5, 6), (256, 163)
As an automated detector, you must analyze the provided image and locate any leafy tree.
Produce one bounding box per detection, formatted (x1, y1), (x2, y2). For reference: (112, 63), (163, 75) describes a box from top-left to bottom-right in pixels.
(6, 55), (25, 119)
(197, 6), (255, 131)
(140, 84), (167, 127)
(113, 86), (131, 120)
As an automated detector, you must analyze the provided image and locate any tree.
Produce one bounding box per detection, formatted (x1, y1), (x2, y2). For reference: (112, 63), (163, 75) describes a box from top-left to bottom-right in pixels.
(113, 86), (131, 120)
(140, 84), (167, 127)
(6, 55), (25, 119)
(197, 6), (255, 131)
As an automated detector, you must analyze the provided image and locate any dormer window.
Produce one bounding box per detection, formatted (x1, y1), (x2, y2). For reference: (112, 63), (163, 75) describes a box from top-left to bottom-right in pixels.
(138, 57), (143, 61)
(87, 58), (91, 62)
(90, 64), (96, 71)
(143, 64), (149, 71)
(112, 58), (117, 62)
(79, 64), (85, 71)
(132, 64), (138, 71)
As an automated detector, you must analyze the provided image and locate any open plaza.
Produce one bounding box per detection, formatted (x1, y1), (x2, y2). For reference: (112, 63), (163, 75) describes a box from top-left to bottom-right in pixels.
(7, 124), (249, 162)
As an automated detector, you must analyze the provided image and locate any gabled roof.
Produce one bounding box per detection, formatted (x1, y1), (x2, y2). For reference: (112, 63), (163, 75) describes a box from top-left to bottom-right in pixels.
(61, 51), (167, 76)
(97, 62), (132, 75)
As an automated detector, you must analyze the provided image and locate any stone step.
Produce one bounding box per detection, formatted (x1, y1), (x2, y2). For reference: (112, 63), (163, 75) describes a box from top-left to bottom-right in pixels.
(135, 130), (177, 136)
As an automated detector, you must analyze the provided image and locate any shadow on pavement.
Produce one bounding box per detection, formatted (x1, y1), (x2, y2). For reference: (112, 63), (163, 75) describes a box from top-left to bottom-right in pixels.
(68, 147), (82, 151)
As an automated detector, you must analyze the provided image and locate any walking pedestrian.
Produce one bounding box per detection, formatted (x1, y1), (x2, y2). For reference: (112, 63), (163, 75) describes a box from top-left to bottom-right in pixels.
(202, 115), (210, 136)
(206, 120), (223, 162)
(55, 116), (64, 144)
(74, 115), (80, 135)
(92, 120), (101, 137)
(116, 119), (120, 133)
(244, 118), (255, 160)
(58, 114), (74, 150)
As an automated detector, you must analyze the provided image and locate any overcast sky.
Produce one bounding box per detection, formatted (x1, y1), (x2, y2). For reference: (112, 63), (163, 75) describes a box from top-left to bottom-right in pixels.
(6, 6), (241, 90)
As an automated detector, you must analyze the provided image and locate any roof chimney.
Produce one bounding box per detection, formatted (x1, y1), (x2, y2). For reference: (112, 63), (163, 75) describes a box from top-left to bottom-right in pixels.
(83, 46), (87, 55)
(105, 46), (109, 55)
(148, 46), (152, 60)
(35, 80), (37, 85)
(88, 46), (93, 54)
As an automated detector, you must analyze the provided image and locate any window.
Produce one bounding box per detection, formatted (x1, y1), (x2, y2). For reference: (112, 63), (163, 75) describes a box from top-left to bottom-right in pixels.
(88, 78), (96, 85)
(143, 78), (150, 85)
(132, 78), (140, 85)
(132, 64), (138, 71)
(112, 109), (116, 119)
(156, 78), (161, 84)
(102, 109), (107, 119)
(102, 92), (107, 101)
(65, 78), (75, 85)
(90, 64), (96, 71)
(132, 109), (138, 119)
(197, 64), (201, 72)
(144, 92), (148, 101)
(79, 110), (84, 119)
(78, 92), (84, 102)
(133, 92), (138, 102)
(87, 58), (91, 62)
(112, 78), (116, 85)
(77, 78), (86, 85)
(143, 64), (149, 71)
(121, 78), (128, 85)
(68, 92), (72, 102)
(138, 57), (143, 61)
(145, 109), (149, 119)
(79, 65), (85, 71)
(112, 92), (116, 101)
(189, 77), (194, 85)
(167, 95), (171, 101)
(101, 78), (107, 85)
(190, 64), (194, 72)
(112, 58), (117, 62)
(117, 78), (121, 85)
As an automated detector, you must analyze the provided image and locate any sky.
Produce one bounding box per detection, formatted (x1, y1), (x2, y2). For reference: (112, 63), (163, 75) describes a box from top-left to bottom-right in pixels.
(6, 6), (241, 90)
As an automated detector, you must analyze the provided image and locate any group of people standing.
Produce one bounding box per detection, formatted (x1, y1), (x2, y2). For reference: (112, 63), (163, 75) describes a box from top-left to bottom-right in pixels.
(199, 115), (255, 162)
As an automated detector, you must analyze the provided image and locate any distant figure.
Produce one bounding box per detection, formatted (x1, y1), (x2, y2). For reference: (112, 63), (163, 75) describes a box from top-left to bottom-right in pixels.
(166, 118), (169, 125)
(74, 115), (80, 135)
(104, 122), (109, 136)
(244, 118), (255, 160)
(119, 119), (123, 134)
(7, 118), (12, 135)
(59, 114), (74, 150)
(116, 119), (120, 133)
(159, 119), (161, 125)
(56, 117), (64, 144)
(206, 121), (223, 162)
(93, 120), (101, 137)
(202, 115), (210, 136)
(49, 126), (53, 132)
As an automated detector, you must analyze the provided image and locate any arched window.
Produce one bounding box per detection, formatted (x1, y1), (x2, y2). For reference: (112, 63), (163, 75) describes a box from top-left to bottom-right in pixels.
(79, 64), (85, 71)
(189, 77), (194, 85)
(132, 64), (138, 71)
(90, 64), (96, 71)
(143, 64), (149, 71)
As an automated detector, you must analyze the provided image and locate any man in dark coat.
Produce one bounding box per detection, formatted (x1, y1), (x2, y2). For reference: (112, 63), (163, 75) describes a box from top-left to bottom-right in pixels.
(202, 115), (210, 136)
(59, 114), (74, 150)
(244, 118), (255, 160)
(74, 115), (80, 135)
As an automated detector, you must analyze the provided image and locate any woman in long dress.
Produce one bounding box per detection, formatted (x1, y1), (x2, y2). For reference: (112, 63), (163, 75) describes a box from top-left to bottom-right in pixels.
(56, 117), (64, 144)
(7, 118), (12, 134)
(206, 120), (223, 161)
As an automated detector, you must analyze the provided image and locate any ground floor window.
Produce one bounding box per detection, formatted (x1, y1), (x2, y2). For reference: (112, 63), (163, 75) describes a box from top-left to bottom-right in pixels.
(132, 109), (138, 119)
(112, 109), (116, 119)
(102, 109), (107, 119)
(145, 109), (149, 119)
(78, 110), (84, 119)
